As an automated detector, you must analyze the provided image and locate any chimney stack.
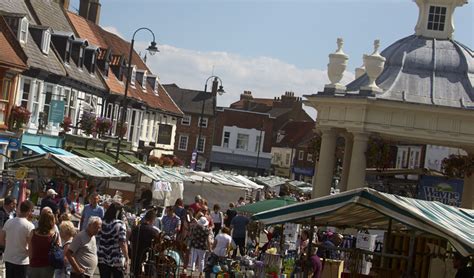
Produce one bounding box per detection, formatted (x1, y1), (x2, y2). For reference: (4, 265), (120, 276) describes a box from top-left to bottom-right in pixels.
(88, 0), (101, 24)
(78, 0), (90, 19)
(60, 0), (70, 10)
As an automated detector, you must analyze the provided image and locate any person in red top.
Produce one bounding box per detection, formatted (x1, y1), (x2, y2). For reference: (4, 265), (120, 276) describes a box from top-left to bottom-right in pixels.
(189, 195), (203, 215)
(28, 209), (58, 278)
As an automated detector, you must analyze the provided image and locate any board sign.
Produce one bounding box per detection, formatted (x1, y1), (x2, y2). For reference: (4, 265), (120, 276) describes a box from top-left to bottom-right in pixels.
(418, 175), (463, 207)
(48, 100), (65, 123)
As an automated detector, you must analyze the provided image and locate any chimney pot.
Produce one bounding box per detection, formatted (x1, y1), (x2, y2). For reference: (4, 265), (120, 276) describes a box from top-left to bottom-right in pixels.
(79, 0), (90, 19)
(88, 0), (101, 24)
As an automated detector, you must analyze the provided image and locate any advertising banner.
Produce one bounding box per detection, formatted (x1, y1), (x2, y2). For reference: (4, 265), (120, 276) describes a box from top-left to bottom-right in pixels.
(418, 175), (463, 207)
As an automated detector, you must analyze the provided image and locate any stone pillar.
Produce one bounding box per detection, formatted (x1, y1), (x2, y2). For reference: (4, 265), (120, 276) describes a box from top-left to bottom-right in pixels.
(461, 174), (474, 209)
(347, 132), (369, 191)
(339, 133), (353, 192)
(147, 113), (155, 142)
(313, 128), (338, 198)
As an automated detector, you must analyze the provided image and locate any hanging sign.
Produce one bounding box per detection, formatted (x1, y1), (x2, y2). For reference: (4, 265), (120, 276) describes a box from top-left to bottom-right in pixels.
(15, 167), (28, 179)
(48, 100), (65, 123)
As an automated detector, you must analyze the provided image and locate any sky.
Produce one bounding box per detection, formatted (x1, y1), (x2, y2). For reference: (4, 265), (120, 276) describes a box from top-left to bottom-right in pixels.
(70, 0), (473, 112)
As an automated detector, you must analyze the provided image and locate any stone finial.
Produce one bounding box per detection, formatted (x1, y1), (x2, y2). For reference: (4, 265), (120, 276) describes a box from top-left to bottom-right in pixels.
(325, 38), (349, 92)
(336, 38), (344, 53)
(361, 39), (386, 93)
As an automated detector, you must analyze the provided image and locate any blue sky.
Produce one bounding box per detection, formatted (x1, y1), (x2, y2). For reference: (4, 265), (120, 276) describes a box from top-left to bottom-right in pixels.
(70, 0), (473, 109)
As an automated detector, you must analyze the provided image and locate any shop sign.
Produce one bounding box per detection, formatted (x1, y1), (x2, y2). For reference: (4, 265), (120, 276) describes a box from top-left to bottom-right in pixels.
(190, 150), (197, 170)
(48, 100), (65, 123)
(8, 138), (20, 151)
(15, 167), (28, 179)
(417, 175), (463, 207)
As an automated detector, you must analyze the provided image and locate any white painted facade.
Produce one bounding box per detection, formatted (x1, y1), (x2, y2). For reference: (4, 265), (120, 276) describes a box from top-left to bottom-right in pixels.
(424, 145), (465, 172)
(212, 125), (271, 159)
(16, 75), (103, 136)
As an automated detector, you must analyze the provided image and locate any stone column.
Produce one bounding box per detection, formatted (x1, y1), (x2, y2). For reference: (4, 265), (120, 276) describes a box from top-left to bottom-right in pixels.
(347, 132), (369, 191)
(461, 174), (474, 209)
(147, 113), (155, 142)
(339, 133), (353, 192)
(313, 128), (337, 198)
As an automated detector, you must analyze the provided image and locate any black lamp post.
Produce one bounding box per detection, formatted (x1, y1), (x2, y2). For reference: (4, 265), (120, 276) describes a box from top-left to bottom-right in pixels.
(194, 76), (225, 170)
(115, 27), (158, 162)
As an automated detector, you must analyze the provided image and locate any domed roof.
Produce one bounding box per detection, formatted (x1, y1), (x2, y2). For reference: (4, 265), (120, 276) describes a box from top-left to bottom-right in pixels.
(346, 35), (473, 108)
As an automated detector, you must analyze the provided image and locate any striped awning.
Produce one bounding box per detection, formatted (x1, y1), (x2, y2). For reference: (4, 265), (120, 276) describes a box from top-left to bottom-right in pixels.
(10, 153), (129, 179)
(252, 187), (473, 256)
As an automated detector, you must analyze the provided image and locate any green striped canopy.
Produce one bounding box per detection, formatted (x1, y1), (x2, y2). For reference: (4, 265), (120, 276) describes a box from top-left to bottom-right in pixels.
(234, 196), (298, 215)
(252, 187), (473, 256)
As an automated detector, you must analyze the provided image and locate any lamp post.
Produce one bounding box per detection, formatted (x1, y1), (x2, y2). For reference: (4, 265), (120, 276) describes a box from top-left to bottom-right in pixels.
(115, 27), (158, 162)
(194, 76), (225, 170)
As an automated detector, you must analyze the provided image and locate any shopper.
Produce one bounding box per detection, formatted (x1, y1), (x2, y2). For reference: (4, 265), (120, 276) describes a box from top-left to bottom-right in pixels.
(212, 226), (232, 257)
(97, 203), (129, 278)
(28, 209), (57, 278)
(230, 212), (250, 258)
(130, 209), (160, 276)
(59, 191), (78, 218)
(189, 195), (203, 214)
(0, 196), (16, 227)
(161, 206), (181, 239)
(55, 220), (77, 278)
(188, 214), (211, 274)
(174, 198), (186, 220)
(224, 203), (237, 227)
(0, 200), (35, 278)
(210, 204), (224, 236)
(80, 192), (104, 230)
(66, 216), (102, 278)
(41, 189), (59, 216)
(0, 196), (16, 256)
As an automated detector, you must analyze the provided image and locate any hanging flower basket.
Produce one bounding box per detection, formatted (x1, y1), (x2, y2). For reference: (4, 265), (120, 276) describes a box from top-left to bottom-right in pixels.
(95, 117), (112, 138)
(116, 122), (127, 138)
(9, 105), (31, 131)
(442, 154), (474, 178)
(79, 111), (96, 136)
(60, 116), (72, 133)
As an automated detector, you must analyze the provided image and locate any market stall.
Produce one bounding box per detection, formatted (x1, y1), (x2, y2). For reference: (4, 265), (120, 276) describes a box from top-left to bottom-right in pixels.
(252, 187), (473, 277)
(115, 162), (185, 208)
(6, 153), (129, 206)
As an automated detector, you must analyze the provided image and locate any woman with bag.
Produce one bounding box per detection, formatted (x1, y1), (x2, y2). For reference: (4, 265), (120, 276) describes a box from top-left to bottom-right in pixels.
(28, 209), (58, 278)
(96, 202), (129, 278)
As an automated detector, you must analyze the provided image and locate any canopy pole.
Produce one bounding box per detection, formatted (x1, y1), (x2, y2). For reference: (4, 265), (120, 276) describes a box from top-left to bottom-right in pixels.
(406, 231), (417, 277)
(304, 217), (316, 278)
(382, 218), (393, 268)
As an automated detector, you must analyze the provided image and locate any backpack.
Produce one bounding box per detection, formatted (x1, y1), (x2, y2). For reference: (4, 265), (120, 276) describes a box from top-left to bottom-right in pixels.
(48, 232), (65, 269)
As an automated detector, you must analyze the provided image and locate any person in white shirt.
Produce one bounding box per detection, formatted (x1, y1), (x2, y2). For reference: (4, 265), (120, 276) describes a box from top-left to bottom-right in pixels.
(210, 204), (224, 236)
(0, 200), (35, 278)
(212, 226), (232, 258)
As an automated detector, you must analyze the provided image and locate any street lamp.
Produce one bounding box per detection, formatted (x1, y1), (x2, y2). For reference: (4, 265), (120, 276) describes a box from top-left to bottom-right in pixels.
(115, 27), (159, 162)
(194, 76), (225, 170)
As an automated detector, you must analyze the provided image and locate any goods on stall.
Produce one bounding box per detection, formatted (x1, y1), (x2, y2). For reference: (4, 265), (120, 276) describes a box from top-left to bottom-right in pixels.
(321, 259), (344, 278)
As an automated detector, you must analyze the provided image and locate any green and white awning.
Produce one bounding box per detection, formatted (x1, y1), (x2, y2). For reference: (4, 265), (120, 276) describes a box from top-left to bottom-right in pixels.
(252, 187), (473, 256)
(10, 153), (130, 179)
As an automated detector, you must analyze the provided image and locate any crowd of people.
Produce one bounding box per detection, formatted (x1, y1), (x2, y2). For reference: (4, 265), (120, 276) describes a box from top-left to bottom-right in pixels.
(0, 189), (256, 278)
(0, 187), (471, 278)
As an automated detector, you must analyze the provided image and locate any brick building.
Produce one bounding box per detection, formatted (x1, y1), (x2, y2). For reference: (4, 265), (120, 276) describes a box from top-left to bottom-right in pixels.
(164, 84), (216, 170)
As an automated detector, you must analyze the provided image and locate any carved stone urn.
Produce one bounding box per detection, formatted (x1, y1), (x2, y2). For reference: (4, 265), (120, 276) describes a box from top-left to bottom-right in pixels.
(326, 38), (349, 92)
(362, 39), (386, 93)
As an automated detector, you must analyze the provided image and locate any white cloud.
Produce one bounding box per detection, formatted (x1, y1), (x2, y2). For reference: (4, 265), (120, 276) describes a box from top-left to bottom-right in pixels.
(139, 43), (354, 118)
(102, 26), (124, 38)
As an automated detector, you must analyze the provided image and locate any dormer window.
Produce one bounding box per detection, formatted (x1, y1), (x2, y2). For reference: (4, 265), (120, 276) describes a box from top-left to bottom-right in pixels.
(41, 29), (51, 54)
(154, 80), (159, 95)
(19, 17), (28, 44)
(78, 46), (85, 68)
(427, 6), (446, 31)
(130, 66), (136, 86)
(65, 40), (71, 63)
(142, 72), (147, 92)
(91, 51), (96, 73)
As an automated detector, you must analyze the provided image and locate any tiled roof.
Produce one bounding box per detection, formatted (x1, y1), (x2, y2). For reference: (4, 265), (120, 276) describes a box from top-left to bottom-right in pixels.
(274, 121), (315, 148)
(163, 84), (214, 116)
(67, 11), (182, 116)
(26, 0), (106, 92)
(0, 16), (27, 70)
(231, 98), (274, 110)
(0, 0), (66, 76)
